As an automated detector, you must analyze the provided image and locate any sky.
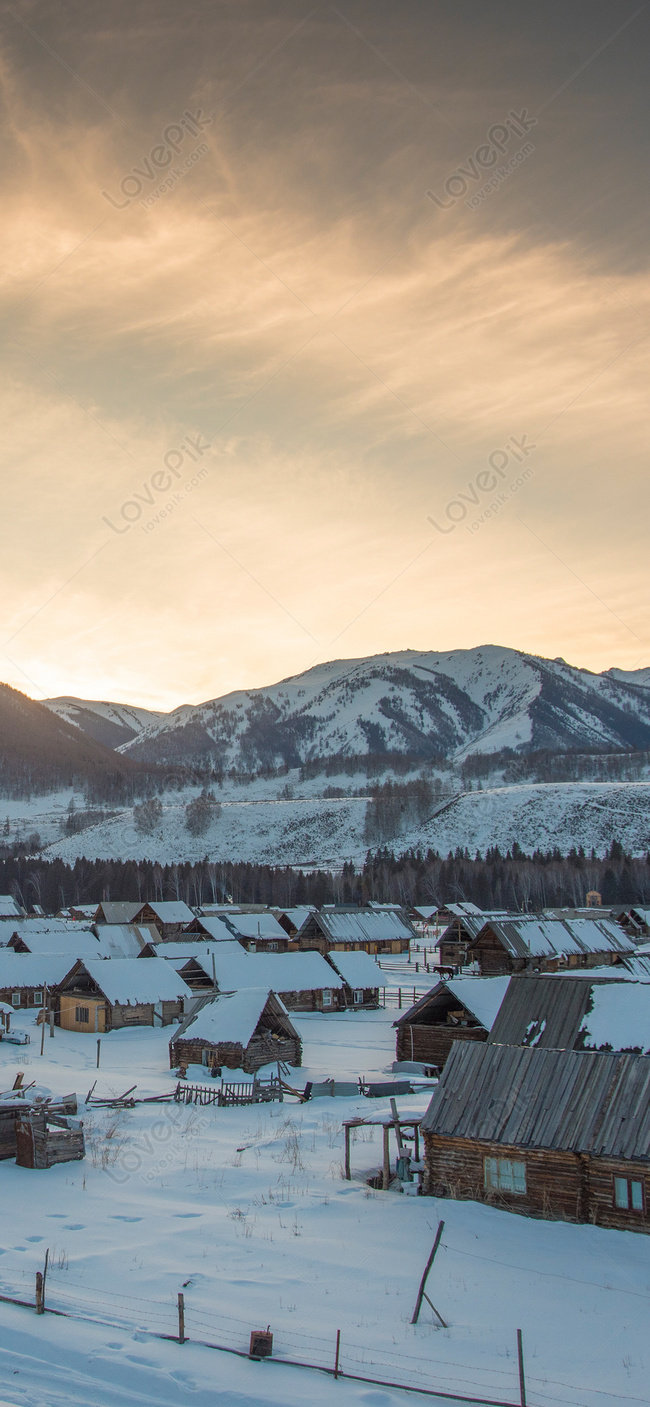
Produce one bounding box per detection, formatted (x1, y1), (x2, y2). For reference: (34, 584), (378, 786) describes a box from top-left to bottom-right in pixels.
(1, 0), (648, 711)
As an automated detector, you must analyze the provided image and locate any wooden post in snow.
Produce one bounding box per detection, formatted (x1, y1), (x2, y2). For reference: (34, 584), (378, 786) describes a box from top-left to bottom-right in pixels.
(517, 1329), (526, 1407)
(382, 1123), (391, 1190)
(178, 1292), (186, 1343)
(411, 1220), (445, 1325)
(96, 1039), (101, 1068)
(49, 1007), (54, 1038)
(344, 1123), (351, 1180)
(334, 1328), (341, 1378)
(40, 1011), (45, 1057)
(35, 1272), (43, 1315)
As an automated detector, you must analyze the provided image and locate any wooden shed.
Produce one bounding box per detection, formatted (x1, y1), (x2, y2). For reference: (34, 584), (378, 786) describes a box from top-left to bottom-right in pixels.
(170, 989), (302, 1074)
(131, 901), (195, 940)
(421, 1042), (650, 1232)
(325, 950), (388, 1008)
(53, 958), (192, 1031)
(394, 976), (511, 1070)
(15, 1108), (85, 1169)
(0, 953), (73, 1011)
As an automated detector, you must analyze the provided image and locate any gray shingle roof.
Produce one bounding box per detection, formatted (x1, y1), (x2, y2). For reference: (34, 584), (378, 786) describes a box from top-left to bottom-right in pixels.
(420, 1041), (650, 1162)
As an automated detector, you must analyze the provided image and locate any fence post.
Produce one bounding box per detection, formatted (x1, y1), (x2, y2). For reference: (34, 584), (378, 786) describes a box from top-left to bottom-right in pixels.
(96, 1039), (101, 1068)
(178, 1292), (186, 1344)
(398, 987), (401, 1009)
(334, 1328), (341, 1378)
(517, 1329), (526, 1407)
(35, 1272), (43, 1315)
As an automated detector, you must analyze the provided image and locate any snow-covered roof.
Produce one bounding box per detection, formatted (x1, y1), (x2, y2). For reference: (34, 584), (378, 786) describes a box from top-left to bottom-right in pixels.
(483, 916), (634, 960)
(193, 916), (244, 943)
(326, 950), (387, 989)
(0, 953), (75, 988)
(218, 911), (287, 940)
(445, 903), (484, 917)
(69, 958), (192, 1006)
(163, 941), (343, 994)
(0, 896), (23, 919)
(273, 906), (315, 928)
(317, 910), (414, 944)
(441, 976), (511, 1030)
(95, 902), (142, 925)
(580, 984), (650, 1053)
(94, 925), (157, 959)
(139, 901), (195, 924)
(175, 988), (279, 1046)
(7, 924), (98, 957)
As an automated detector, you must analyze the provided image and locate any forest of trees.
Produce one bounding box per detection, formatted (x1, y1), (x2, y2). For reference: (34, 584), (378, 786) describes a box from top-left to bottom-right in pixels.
(0, 839), (647, 913)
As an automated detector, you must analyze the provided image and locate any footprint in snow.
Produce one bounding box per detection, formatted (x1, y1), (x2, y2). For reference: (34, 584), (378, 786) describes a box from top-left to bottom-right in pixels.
(25, 1236), (44, 1242)
(64, 1224), (84, 1231)
(110, 1215), (143, 1222)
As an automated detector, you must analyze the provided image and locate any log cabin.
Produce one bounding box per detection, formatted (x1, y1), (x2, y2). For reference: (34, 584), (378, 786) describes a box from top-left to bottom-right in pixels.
(0, 953), (73, 1011)
(52, 957), (192, 1031)
(190, 912), (294, 951)
(161, 941), (346, 1012)
(131, 901), (196, 940)
(394, 976), (511, 1070)
(467, 915), (635, 976)
(169, 989), (302, 1074)
(296, 907), (414, 956)
(421, 1041), (650, 1231)
(325, 949), (388, 1008)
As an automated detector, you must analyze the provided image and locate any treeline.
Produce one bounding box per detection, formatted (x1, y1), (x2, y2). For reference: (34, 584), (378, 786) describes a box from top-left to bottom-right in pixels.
(460, 747), (650, 786)
(0, 839), (647, 912)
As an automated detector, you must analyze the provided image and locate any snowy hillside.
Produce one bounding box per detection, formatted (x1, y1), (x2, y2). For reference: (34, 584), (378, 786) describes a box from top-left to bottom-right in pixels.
(38, 780), (650, 866)
(46, 697), (166, 749)
(42, 646), (650, 773)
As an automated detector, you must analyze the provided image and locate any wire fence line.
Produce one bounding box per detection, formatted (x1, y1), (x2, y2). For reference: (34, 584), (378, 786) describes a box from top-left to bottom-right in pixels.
(0, 1263), (639, 1407)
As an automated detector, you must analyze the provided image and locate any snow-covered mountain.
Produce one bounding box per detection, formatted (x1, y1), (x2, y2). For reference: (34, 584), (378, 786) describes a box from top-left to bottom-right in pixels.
(44, 646), (650, 773)
(45, 697), (166, 750)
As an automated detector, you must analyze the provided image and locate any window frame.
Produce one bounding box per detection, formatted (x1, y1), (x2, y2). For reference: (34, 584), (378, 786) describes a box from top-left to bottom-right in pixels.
(322, 989), (333, 1007)
(613, 1174), (645, 1213)
(11, 992), (21, 1007)
(484, 1154), (527, 1195)
(75, 1005), (90, 1024)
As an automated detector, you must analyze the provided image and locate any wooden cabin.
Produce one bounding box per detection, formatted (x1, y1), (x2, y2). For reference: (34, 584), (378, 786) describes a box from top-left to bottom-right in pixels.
(92, 901), (142, 926)
(170, 989), (302, 1074)
(297, 907), (414, 956)
(189, 912), (295, 951)
(53, 958), (192, 1032)
(394, 977), (510, 1070)
(325, 950), (387, 1008)
(421, 1042), (650, 1232)
(0, 1094), (78, 1162)
(162, 942), (346, 1012)
(437, 910), (509, 969)
(469, 916), (636, 975)
(488, 972), (650, 1054)
(0, 954), (73, 1010)
(131, 901), (195, 940)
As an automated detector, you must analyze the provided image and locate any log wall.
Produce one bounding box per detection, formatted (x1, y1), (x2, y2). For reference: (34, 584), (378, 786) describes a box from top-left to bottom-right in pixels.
(423, 1133), (650, 1232)
(396, 1024), (486, 1069)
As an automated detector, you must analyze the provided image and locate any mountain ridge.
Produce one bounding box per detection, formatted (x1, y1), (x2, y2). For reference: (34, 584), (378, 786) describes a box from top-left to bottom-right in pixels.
(41, 646), (650, 776)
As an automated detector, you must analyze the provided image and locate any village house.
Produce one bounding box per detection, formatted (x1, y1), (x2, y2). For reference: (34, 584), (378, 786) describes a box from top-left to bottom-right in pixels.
(93, 923), (159, 958)
(190, 911), (294, 951)
(324, 950), (387, 1008)
(437, 910), (509, 969)
(169, 989), (302, 1073)
(488, 972), (650, 1054)
(6, 920), (96, 956)
(161, 941), (346, 1012)
(467, 915), (635, 975)
(394, 976), (511, 1070)
(420, 1041), (650, 1232)
(92, 901), (143, 926)
(131, 901), (195, 940)
(273, 906), (316, 939)
(0, 895), (24, 920)
(296, 907), (414, 955)
(0, 953), (73, 1010)
(52, 958), (192, 1032)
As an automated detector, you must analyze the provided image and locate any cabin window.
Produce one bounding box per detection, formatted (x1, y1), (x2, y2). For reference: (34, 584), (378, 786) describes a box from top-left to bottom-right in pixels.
(484, 1156), (527, 1194)
(11, 992), (20, 1006)
(75, 1006), (90, 1024)
(267, 942), (278, 951)
(614, 1176), (645, 1212)
(353, 990), (363, 1005)
(34, 992), (43, 1006)
(322, 990), (333, 1007)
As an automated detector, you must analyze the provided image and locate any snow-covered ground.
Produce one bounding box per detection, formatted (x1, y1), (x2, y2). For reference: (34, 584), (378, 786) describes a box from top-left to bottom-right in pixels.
(21, 779), (650, 866)
(0, 1007), (647, 1407)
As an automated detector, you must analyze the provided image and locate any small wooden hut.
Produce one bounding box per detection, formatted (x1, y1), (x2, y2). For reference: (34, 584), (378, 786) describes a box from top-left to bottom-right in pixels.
(53, 958), (192, 1031)
(394, 977), (510, 1070)
(169, 989), (302, 1074)
(15, 1108), (85, 1169)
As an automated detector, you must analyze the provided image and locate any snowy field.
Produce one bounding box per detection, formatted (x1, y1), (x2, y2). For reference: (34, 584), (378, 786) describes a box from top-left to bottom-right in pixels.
(9, 779), (649, 867)
(0, 1008), (647, 1407)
